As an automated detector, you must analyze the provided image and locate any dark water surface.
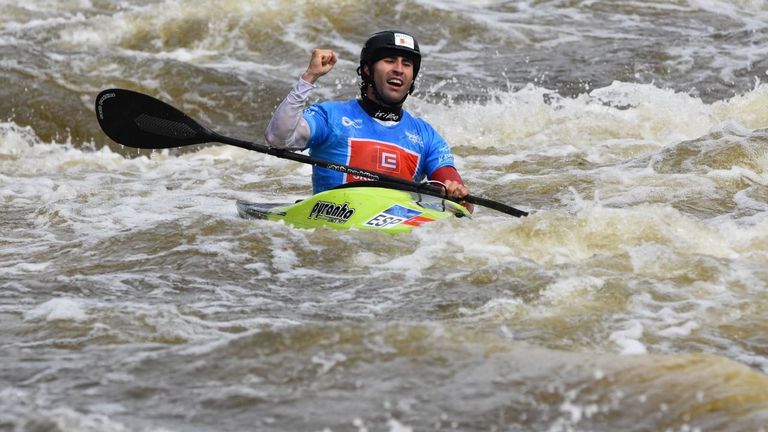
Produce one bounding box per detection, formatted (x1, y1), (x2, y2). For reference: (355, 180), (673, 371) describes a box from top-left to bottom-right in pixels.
(2, 1), (768, 431)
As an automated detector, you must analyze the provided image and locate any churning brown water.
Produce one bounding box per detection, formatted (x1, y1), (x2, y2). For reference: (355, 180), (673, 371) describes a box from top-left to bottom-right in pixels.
(2, 1), (768, 431)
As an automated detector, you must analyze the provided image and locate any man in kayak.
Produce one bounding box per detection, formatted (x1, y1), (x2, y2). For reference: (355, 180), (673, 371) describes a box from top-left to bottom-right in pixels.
(265, 30), (473, 211)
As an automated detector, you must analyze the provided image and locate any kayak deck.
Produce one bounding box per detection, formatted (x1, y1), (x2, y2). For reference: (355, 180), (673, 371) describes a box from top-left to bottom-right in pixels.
(236, 183), (469, 233)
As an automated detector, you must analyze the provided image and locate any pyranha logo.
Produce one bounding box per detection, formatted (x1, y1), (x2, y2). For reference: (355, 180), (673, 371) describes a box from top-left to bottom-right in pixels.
(308, 201), (356, 224)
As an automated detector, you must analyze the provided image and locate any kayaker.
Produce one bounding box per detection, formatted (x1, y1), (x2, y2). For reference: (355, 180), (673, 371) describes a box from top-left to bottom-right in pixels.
(265, 30), (473, 212)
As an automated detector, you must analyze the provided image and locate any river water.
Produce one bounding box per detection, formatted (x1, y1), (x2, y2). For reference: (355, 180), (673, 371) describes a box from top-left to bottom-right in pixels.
(2, 1), (768, 431)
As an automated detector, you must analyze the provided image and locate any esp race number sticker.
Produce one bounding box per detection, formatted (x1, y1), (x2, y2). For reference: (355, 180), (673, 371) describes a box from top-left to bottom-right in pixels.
(364, 205), (423, 229)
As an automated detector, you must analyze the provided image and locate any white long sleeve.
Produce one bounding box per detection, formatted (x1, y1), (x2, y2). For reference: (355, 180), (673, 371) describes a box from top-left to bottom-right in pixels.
(264, 78), (314, 150)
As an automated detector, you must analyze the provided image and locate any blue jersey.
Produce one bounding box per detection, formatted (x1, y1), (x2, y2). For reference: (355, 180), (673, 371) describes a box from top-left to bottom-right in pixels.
(302, 100), (455, 194)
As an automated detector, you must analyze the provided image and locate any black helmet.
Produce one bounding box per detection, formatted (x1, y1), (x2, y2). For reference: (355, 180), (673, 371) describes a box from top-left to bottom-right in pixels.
(357, 30), (421, 100)
(359, 30), (421, 79)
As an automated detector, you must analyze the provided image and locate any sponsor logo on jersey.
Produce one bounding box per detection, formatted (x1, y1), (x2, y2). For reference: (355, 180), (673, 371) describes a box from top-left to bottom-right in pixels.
(436, 144), (454, 164)
(379, 151), (398, 170)
(341, 116), (363, 128)
(346, 139), (420, 183)
(308, 201), (356, 224)
(405, 130), (423, 146)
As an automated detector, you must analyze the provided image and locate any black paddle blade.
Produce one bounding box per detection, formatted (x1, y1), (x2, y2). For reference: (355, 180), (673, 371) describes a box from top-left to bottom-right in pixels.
(95, 88), (214, 149)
